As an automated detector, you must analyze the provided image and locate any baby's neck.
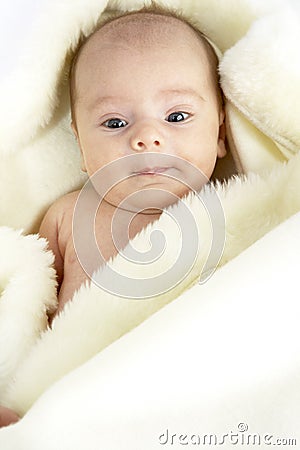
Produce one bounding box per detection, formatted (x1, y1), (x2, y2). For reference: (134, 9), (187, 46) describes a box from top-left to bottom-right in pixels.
(98, 198), (162, 245)
(91, 198), (163, 267)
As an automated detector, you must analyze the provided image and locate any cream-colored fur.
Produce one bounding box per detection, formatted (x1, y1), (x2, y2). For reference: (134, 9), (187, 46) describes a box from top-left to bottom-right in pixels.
(1, 212), (300, 449)
(220, 4), (300, 169)
(1, 150), (300, 415)
(0, 229), (57, 396)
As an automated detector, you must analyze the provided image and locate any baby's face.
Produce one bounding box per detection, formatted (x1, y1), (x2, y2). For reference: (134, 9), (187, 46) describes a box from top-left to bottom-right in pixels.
(72, 15), (226, 211)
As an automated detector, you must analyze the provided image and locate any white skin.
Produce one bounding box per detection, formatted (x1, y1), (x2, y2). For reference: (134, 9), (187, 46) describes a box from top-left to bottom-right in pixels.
(39, 13), (226, 316)
(1, 15), (226, 426)
(72, 14), (226, 211)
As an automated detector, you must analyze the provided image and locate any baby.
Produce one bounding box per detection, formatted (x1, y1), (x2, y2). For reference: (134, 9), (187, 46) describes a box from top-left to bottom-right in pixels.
(0, 3), (227, 428)
(38, 3), (226, 317)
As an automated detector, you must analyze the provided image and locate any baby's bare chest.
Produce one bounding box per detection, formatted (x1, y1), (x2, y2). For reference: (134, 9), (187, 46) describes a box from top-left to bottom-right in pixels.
(56, 198), (160, 312)
(56, 210), (117, 312)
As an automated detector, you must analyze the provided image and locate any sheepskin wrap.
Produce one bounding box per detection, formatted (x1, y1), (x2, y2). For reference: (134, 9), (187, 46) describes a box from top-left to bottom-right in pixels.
(0, 0), (299, 422)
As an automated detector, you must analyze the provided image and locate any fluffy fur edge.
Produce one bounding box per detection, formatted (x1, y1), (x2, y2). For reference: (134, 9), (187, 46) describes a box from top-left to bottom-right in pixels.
(220, 3), (300, 155)
(0, 228), (57, 396)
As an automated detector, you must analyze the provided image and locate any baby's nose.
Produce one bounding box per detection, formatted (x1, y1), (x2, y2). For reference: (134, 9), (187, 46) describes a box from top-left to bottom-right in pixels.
(130, 124), (164, 152)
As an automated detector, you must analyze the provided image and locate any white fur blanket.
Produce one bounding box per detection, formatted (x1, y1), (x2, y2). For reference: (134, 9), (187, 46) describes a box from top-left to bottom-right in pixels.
(0, 0), (300, 446)
(1, 211), (300, 448)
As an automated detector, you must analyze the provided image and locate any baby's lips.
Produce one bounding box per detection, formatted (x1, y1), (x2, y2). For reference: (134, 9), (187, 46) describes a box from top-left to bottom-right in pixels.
(130, 152), (180, 173)
(132, 166), (170, 175)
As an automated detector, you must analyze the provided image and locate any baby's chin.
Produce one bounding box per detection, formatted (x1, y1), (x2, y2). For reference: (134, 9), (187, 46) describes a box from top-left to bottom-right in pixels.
(103, 179), (191, 214)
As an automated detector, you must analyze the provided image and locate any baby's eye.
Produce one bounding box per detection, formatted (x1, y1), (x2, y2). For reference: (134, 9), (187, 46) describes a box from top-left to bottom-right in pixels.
(166, 112), (189, 123)
(102, 118), (128, 129)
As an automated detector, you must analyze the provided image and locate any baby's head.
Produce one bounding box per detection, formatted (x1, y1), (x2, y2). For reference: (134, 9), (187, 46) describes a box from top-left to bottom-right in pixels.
(69, 3), (226, 210)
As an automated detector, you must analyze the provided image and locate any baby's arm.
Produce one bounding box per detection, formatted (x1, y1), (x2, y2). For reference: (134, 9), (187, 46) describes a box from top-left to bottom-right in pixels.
(0, 406), (20, 428)
(39, 200), (64, 291)
(0, 405), (20, 428)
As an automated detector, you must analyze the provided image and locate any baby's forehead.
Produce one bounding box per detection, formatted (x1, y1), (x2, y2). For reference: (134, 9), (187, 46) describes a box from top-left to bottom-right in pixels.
(101, 13), (188, 38)
(70, 12), (221, 117)
(80, 13), (205, 59)
(71, 12), (215, 104)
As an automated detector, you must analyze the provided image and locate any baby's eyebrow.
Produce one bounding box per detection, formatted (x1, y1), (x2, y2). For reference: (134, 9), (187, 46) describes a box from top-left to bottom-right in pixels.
(89, 89), (205, 111)
(89, 95), (128, 111)
(158, 88), (206, 103)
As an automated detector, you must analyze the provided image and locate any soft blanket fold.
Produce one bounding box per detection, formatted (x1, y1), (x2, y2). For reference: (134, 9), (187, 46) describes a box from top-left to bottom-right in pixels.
(1, 150), (300, 415)
(0, 210), (300, 450)
(0, 229), (57, 397)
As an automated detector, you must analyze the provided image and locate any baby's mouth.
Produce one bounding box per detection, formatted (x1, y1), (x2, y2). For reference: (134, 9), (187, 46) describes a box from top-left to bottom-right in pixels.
(132, 167), (171, 176)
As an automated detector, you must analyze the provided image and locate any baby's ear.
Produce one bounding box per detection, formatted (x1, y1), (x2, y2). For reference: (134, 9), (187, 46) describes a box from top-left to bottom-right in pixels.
(217, 110), (226, 158)
(71, 122), (87, 172)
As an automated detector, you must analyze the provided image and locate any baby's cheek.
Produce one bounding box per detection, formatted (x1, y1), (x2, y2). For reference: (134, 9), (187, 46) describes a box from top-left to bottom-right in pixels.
(84, 153), (109, 176)
(190, 150), (218, 181)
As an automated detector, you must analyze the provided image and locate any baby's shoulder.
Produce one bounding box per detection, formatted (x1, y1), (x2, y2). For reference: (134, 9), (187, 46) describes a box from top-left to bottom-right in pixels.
(41, 189), (81, 227)
(51, 190), (81, 214)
